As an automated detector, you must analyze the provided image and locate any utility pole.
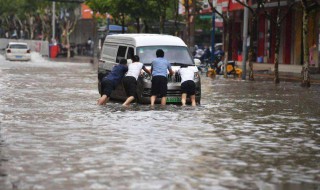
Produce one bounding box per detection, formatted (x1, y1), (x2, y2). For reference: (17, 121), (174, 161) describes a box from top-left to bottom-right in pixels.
(52, 1), (56, 42)
(190, 0), (196, 49)
(241, 0), (249, 80)
(210, 0), (216, 62)
(185, 0), (190, 46)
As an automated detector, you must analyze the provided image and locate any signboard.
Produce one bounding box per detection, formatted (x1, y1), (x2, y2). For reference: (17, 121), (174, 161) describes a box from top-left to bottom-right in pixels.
(229, 0), (245, 11)
(217, 0), (250, 11)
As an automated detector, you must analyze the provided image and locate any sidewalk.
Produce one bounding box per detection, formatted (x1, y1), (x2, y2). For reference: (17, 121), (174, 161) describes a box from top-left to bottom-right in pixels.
(48, 56), (320, 84)
(237, 61), (320, 84)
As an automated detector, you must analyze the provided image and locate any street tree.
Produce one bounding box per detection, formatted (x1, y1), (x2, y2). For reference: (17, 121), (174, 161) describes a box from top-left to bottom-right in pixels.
(235, 0), (263, 81)
(20, 0), (39, 40)
(236, 0), (297, 82)
(155, 0), (170, 34)
(85, 0), (109, 15)
(125, 0), (150, 33)
(300, 0), (319, 87)
(104, 0), (130, 33)
(182, 0), (203, 48)
(57, 2), (81, 57)
(208, 0), (231, 78)
(0, 0), (24, 38)
(259, 0), (296, 84)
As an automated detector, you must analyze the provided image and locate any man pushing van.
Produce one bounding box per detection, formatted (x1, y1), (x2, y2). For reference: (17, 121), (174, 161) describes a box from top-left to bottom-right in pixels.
(150, 49), (174, 106)
(97, 59), (128, 105)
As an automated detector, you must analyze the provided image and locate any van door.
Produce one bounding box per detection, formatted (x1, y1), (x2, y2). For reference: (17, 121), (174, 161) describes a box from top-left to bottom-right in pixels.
(110, 45), (128, 100)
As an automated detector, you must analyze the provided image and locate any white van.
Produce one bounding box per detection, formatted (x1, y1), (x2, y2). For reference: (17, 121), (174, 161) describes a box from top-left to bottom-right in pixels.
(98, 34), (201, 104)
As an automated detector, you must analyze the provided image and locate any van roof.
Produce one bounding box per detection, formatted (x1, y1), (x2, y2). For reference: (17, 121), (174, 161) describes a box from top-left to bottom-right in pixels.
(104, 34), (187, 47)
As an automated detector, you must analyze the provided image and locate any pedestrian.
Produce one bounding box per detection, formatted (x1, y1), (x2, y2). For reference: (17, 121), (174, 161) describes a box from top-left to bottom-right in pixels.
(150, 49), (174, 106)
(97, 59), (128, 105)
(200, 45), (211, 63)
(87, 37), (93, 55)
(122, 55), (151, 106)
(178, 65), (198, 106)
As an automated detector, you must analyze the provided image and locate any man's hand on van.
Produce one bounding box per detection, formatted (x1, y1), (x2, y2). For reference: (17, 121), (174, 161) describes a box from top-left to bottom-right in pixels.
(169, 69), (174, 76)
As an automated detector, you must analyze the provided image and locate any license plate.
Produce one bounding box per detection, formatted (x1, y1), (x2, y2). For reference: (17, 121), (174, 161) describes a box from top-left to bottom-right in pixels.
(15, 56), (22, 58)
(166, 97), (181, 103)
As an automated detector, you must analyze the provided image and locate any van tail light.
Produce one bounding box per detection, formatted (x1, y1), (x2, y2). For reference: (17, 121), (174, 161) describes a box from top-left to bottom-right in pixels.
(7, 49), (11, 53)
(26, 49), (31, 53)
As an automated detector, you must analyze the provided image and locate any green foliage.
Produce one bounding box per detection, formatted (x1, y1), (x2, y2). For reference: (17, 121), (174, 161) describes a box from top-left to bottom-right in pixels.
(85, 0), (109, 15)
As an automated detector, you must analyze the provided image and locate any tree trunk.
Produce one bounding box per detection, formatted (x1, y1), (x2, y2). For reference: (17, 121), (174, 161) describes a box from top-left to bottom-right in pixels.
(173, 0), (179, 35)
(273, 0), (281, 83)
(274, 22), (280, 84)
(28, 16), (35, 40)
(67, 28), (70, 58)
(185, 1), (189, 45)
(189, 0), (196, 48)
(66, 21), (71, 58)
(301, 1), (310, 87)
(224, 16), (230, 78)
(248, 14), (256, 81)
(159, 6), (166, 34)
(121, 13), (125, 34)
(143, 20), (149, 33)
(136, 17), (140, 33)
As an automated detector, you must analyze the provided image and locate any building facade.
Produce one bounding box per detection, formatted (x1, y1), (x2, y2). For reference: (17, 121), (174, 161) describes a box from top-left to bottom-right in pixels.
(216, 0), (320, 71)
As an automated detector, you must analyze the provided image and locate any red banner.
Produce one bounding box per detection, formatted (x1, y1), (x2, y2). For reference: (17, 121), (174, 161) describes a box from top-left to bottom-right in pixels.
(229, 0), (245, 11)
(217, 0), (250, 11)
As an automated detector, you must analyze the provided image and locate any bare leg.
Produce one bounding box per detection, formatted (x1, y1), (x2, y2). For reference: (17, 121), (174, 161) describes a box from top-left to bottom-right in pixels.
(190, 95), (196, 106)
(161, 97), (166, 106)
(150, 95), (156, 106)
(97, 95), (109, 105)
(181, 93), (187, 106)
(123, 96), (135, 106)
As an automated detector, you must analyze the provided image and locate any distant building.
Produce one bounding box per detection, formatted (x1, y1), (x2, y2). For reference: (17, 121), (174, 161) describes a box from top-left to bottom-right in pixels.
(217, 0), (319, 70)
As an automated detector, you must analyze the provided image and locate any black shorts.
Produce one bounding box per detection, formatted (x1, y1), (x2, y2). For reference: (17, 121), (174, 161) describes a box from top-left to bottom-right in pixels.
(101, 79), (115, 97)
(181, 80), (196, 95)
(123, 76), (137, 97)
(151, 76), (167, 98)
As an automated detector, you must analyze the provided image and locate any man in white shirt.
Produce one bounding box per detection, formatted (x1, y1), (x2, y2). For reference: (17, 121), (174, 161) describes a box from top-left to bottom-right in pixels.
(122, 55), (151, 106)
(177, 65), (198, 106)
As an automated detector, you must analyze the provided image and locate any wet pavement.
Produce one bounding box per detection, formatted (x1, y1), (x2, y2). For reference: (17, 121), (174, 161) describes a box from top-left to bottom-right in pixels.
(0, 53), (319, 190)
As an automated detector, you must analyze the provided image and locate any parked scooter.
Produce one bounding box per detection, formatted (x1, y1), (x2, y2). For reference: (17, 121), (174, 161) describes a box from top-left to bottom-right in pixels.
(207, 49), (243, 78)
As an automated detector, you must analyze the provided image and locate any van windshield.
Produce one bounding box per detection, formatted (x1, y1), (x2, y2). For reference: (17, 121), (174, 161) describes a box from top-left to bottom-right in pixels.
(137, 46), (194, 66)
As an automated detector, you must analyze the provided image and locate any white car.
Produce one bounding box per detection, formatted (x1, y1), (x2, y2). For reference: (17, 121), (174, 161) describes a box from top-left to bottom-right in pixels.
(5, 42), (31, 61)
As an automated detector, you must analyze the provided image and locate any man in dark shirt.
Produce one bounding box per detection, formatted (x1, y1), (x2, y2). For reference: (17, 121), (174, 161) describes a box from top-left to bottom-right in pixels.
(97, 59), (128, 105)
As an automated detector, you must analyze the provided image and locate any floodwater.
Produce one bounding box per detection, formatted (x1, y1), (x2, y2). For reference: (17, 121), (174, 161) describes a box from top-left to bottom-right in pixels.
(0, 53), (319, 190)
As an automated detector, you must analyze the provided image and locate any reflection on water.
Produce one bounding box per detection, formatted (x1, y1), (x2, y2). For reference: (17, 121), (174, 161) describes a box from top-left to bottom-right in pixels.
(0, 53), (319, 190)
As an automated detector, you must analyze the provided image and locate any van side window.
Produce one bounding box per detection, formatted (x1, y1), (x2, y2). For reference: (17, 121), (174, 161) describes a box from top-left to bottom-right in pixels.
(116, 46), (127, 63)
(127, 47), (134, 60)
(102, 44), (118, 61)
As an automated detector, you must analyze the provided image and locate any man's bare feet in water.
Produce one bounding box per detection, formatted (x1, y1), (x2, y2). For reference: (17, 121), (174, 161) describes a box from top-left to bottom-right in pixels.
(97, 95), (109, 105)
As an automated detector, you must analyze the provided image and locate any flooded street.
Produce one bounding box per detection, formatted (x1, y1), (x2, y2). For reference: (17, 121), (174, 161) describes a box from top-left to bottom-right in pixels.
(0, 53), (319, 190)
